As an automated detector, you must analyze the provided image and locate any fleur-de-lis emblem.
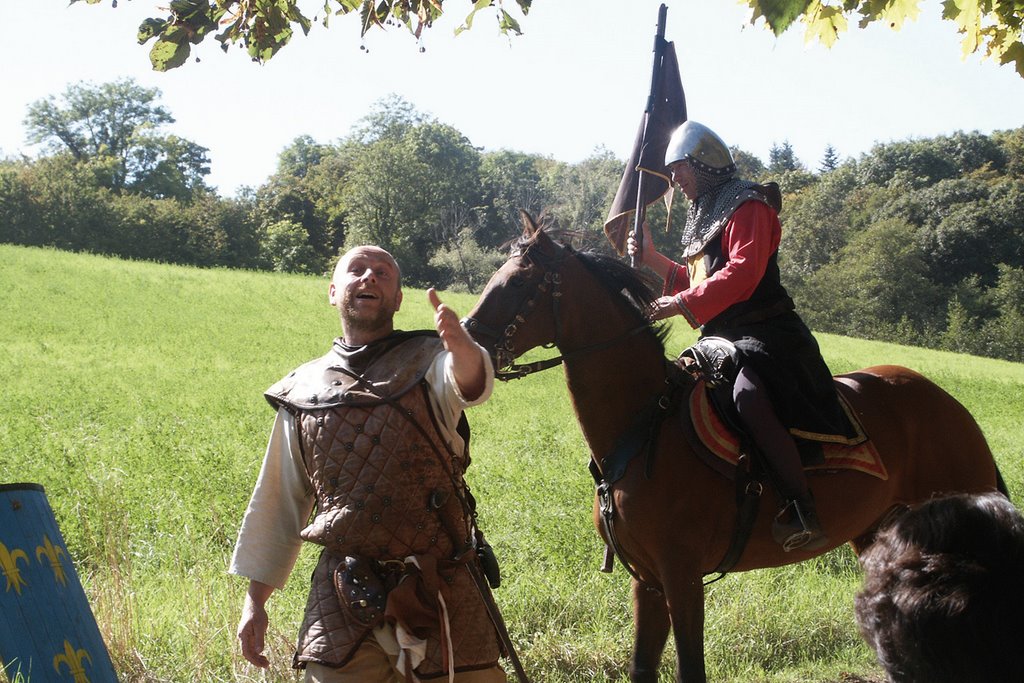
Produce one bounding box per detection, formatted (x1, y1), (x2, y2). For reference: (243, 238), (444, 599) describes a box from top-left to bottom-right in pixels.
(0, 540), (30, 595)
(53, 639), (93, 683)
(36, 534), (69, 586)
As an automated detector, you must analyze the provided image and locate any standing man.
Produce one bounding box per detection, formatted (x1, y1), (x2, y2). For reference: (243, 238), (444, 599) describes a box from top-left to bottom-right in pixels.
(231, 245), (506, 682)
(628, 120), (860, 552)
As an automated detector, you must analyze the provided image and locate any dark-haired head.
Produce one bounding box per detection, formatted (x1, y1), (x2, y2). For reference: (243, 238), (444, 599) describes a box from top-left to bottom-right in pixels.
(855, 492), (1024, 682)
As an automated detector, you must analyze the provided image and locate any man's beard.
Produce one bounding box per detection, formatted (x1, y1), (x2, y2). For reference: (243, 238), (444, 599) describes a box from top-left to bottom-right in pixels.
(340, 291), (397, 336)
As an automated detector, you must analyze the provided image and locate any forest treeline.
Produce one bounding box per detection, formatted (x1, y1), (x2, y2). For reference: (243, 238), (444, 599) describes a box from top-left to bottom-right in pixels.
(2, 80), (1023, 363)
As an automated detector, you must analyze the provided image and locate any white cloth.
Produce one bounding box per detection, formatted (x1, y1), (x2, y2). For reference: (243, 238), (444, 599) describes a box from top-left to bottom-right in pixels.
(229, 343), (494, 590)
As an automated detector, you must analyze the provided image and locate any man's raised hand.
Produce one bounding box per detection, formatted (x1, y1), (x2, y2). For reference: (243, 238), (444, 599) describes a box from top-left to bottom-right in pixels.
(428, 287), (486, 401)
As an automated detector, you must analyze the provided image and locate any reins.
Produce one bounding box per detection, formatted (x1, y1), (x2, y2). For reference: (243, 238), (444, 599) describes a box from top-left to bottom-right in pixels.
(465, 240), (761, 588)
(463, 240), (671, 589)
(462, 245), (651, 381)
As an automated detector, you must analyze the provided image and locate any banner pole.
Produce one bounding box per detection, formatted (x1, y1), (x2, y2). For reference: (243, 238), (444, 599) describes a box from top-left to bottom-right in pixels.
(630, 3), (668, 269)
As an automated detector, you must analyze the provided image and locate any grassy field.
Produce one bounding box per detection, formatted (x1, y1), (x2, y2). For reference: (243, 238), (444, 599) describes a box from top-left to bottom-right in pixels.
(1, 243), (1021, 682)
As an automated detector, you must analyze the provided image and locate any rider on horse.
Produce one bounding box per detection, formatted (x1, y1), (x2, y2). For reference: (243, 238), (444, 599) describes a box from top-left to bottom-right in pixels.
(629, 120), (858, 552)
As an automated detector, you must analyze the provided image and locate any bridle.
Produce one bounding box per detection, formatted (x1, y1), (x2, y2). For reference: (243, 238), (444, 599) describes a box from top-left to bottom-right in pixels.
(462, 241), (649, 382)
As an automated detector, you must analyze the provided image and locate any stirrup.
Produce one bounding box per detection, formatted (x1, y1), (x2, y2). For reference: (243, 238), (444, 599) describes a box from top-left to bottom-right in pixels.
(772, 499), (825, 552)
(781, 528), (813, 552)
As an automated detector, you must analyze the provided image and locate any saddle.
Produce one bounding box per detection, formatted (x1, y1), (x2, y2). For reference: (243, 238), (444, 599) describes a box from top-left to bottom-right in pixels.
(679, 338), (886, 482)
(684, 377), (886, 482)
(595, 343), (887, 581)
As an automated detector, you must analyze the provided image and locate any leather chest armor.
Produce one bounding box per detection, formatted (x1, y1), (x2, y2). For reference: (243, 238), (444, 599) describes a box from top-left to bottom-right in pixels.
(266, 333), (499, 674)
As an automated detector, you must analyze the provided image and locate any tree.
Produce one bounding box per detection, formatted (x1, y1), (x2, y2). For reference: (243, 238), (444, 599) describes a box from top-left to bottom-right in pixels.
(982, 264), (1024, 361)
(779, 162), (858, 278)
(184, 190), (262, 268)
(478, 149), (552, 247)
(801, 217), (945, 341)
(819, 144), (840, 173)
(24, 79), (210, 201)
(768, 140), (801, 174)
(739, 0), (1024, 77)
(939, 295), (980, 355)
(349, 94), (425, 144)
(13, 154), (120, 253)
(275, 134), (329, 179)
(254, 136), (348, 264)
(766, 142), (816, 194)
(731, 146), (767, 180)
(128, 133), (211, 199)
(855, 132), (1004, 189)
(260, 219), (324, 273)
(876, 175), (1024, 288)
(340, 99), (483, 285)
(0, 160), (39, 246)
(429, 221), (505, 292)
(858, 140), (956, 188)
(540, 147), (622, 238)
(993, 127), (1024, 178)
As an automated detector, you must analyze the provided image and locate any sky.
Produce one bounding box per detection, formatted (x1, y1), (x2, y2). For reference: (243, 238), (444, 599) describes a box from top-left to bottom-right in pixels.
(2, 0), (1023, 197)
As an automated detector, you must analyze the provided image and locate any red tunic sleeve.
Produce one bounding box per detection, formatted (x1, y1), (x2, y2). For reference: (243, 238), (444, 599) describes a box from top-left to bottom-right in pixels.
(665, 201), (781, 329)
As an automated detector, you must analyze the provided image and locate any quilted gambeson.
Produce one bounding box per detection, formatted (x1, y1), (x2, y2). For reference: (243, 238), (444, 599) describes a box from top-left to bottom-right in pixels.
(268, 335), (500, 675)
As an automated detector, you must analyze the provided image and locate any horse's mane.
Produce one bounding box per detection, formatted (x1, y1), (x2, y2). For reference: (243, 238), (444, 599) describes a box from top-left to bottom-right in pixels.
(572, 249), (672, 352)
(510, 226), (671, 351)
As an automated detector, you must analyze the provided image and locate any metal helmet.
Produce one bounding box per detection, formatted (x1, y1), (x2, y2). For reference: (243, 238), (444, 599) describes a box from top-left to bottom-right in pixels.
(664, 120), (734, 171)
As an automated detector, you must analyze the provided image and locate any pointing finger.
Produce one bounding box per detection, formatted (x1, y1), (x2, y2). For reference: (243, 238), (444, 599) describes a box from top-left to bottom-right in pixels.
(427, 287), (442, 311)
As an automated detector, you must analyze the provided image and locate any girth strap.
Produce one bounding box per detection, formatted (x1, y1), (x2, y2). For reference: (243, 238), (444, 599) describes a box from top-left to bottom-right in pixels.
(590, 386), (679, 586)
(704, 450), (764, 583)
(590, 374), (772, 587)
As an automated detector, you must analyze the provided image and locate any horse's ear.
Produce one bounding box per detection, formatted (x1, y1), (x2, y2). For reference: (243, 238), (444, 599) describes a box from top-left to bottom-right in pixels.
(519, 210), (554, 249)
(519, 210), (539, 237)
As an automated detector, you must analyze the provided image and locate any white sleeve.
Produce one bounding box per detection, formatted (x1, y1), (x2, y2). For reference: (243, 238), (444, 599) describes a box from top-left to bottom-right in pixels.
(229, 407), (314, 590)
(419, 343), (494, 459)
(430, 342), (494, 411)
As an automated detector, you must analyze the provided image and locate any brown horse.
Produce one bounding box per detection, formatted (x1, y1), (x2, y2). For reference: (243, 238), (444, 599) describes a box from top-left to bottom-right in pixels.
(464, 217), (1004, 683)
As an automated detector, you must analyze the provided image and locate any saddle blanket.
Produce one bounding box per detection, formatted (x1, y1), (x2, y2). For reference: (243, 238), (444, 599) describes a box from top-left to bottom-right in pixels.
(688, 382), (888, 481)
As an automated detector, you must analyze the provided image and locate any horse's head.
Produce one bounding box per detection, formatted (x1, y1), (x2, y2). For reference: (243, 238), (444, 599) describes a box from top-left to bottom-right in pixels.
(464, 212), (667, 381)
(463, 213), (567, 380)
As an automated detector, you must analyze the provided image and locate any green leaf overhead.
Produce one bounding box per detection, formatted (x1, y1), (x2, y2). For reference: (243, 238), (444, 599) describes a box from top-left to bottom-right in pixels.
(133, 0), (527, 70)
(78, 0), (1022, 77)
(804, 2), (848, 47)
(740, 0), (1024, 77)
(149, 38), (191, 71)
(137, 17), (168, 43)
(756, 0), (815, 35)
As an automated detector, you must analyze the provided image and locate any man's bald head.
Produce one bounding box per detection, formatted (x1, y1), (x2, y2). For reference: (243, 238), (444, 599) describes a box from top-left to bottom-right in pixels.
(329, 246), (404, 345)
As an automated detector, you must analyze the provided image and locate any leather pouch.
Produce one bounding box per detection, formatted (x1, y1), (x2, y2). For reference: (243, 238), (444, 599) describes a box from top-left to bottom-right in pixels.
(333, 555), (394, 627)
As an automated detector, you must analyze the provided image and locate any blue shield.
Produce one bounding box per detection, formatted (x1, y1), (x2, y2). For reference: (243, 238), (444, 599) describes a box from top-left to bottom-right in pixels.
(0, 483), (118, 682)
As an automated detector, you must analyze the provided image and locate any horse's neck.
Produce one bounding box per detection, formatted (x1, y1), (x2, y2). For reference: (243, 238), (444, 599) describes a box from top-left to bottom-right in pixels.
(563, 334), (667, 460)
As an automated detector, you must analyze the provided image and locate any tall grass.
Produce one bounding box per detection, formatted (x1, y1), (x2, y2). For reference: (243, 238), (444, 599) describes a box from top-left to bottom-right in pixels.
(2, 243), (1021, 682)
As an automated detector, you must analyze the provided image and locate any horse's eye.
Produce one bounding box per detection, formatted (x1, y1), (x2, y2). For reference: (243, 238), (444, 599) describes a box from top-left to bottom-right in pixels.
(509, 275), (526, 288)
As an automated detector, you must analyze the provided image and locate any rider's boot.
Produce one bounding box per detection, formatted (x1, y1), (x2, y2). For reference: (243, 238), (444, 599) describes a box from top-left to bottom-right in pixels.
(772, 492), (828, 552)
(730, 364), (830, 552)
